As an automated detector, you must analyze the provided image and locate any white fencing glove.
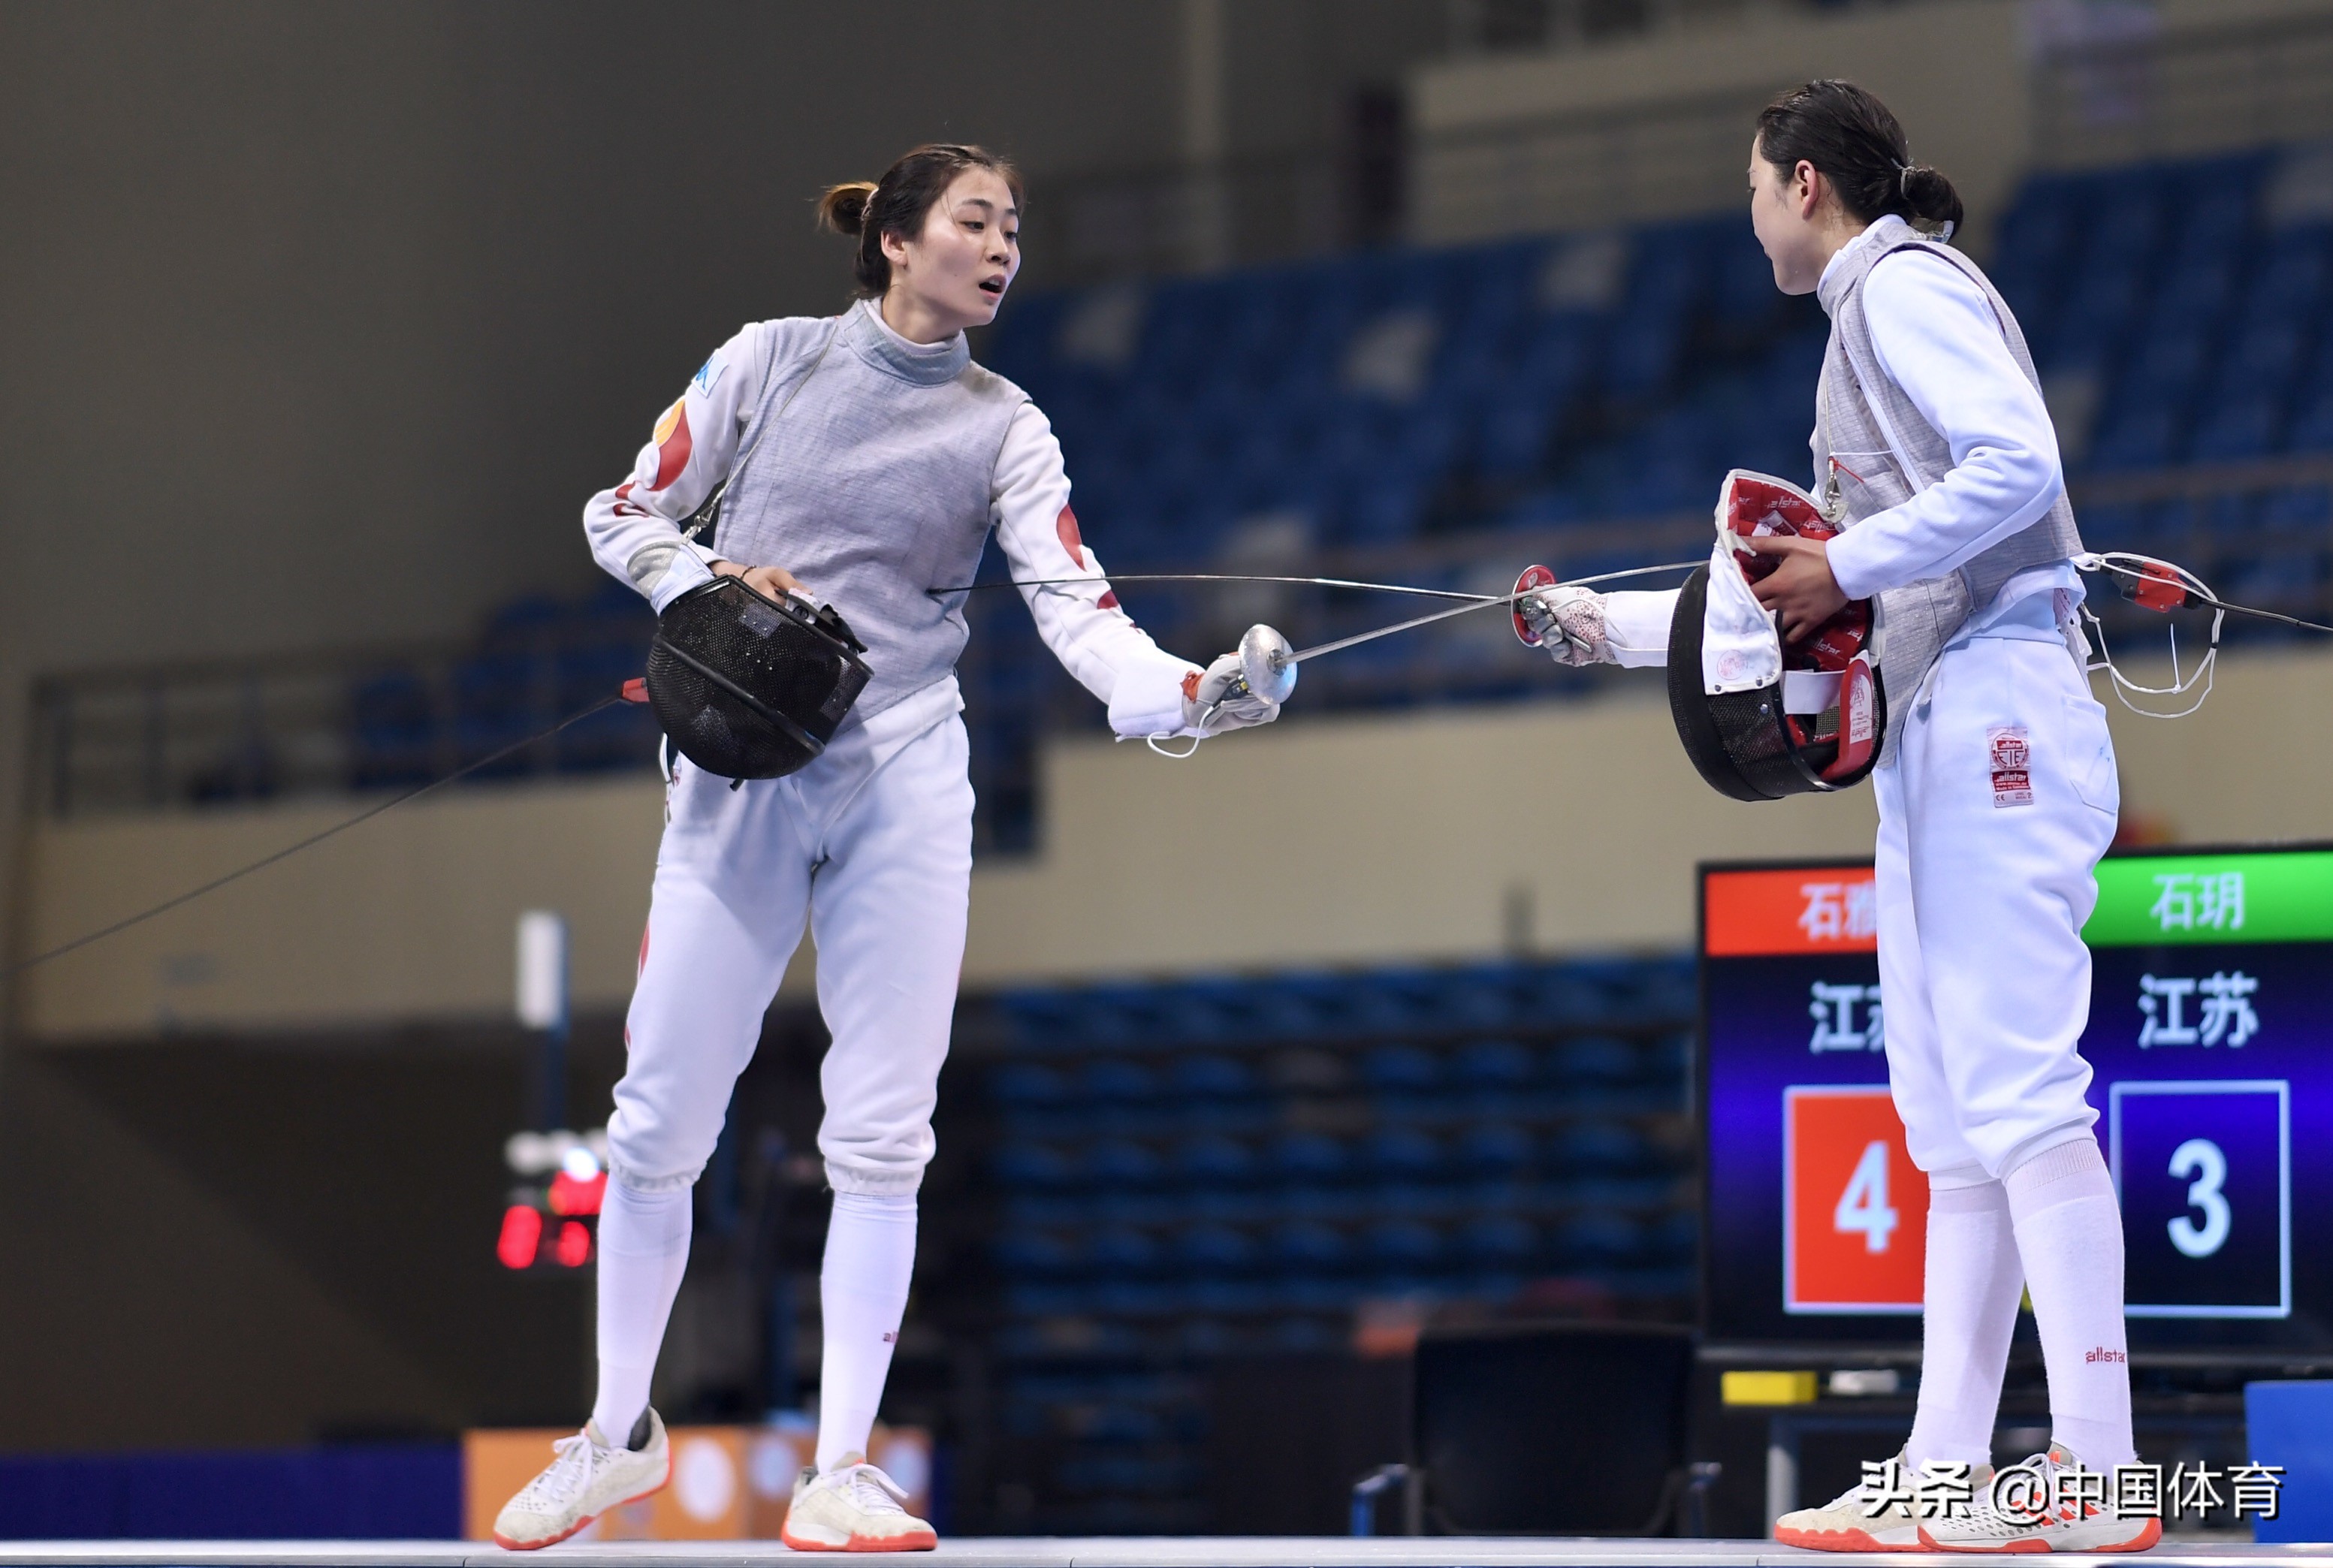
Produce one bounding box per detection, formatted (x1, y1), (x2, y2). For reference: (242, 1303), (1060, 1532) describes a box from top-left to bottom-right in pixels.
(1182, 652), (1283, 735)
(1517, 585), (1616, 667)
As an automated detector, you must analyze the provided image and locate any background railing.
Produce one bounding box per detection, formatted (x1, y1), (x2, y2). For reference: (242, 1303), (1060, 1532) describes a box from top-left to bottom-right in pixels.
(32, 586), (660, 822)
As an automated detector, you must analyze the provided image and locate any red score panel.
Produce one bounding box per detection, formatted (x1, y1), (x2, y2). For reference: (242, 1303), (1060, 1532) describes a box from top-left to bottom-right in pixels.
(1704, 867), (1879, 957)
(1785, 1086), (1927, 1313)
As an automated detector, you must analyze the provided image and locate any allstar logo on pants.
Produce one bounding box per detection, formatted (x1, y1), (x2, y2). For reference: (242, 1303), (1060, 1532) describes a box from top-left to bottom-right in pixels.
(1988, 725), (2033, 808)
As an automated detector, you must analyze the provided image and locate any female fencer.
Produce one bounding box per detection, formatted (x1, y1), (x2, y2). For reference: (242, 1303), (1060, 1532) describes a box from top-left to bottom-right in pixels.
(492, 143), (1278, 1551)
(1523, 82), (2149, 1553)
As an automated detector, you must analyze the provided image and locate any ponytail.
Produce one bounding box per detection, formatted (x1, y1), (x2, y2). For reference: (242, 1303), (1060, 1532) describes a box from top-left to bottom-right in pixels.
(816, 144), (1024, 298)
(1757, 80), (1964, 238)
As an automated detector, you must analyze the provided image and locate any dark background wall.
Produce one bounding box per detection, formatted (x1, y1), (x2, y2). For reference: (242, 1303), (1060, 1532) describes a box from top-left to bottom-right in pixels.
(0, 0), (1450, 1454)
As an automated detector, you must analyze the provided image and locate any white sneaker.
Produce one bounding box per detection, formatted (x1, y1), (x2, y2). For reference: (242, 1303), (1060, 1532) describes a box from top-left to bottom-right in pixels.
(492, 1410), (672, 1550)
(1921, 1443), (2163, 1554)
(1775, 1449), (1992, 1551)
(780, 1455), (937, 1552)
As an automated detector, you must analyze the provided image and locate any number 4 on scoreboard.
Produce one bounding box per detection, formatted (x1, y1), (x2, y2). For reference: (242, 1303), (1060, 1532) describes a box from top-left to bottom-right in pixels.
(1836, 1138), (1900, 1254)
(1785, 1086), (1929, 1313)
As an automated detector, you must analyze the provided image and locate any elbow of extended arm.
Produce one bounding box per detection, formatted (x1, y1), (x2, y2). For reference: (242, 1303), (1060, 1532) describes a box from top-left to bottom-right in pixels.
(1999, 437), (2063, 518)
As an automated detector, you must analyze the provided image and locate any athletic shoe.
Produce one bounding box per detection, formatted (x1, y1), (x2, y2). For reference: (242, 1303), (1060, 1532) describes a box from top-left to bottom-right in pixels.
(492, 1410), (671, 1550)
(780, 1455), (938, 1551)
(1776, 1449), (1991, 1551)
(1921, 1443), (2163, 1553)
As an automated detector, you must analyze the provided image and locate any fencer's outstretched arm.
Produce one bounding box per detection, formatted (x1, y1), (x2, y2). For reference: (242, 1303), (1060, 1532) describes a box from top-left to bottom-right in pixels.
(1601, 591), (1679, 667)
(991, 402), (1202, 738)
(1526, 585), (1678, 668)
(581, 319), (831, 612)
(1821, 252), (2063, 599)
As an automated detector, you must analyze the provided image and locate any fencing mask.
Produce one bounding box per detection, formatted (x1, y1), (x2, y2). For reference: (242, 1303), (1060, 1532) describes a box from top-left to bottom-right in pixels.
(645, 576), (872, 780)
(1667, 470), (1884, 801)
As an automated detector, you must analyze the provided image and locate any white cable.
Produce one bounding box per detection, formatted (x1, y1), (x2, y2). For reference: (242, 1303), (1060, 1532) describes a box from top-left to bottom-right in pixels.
(2073, 552), (2222, 720)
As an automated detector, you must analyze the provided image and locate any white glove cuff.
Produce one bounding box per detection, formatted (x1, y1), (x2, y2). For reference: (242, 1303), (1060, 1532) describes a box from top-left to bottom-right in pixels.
(1109, 650), (1203, 740)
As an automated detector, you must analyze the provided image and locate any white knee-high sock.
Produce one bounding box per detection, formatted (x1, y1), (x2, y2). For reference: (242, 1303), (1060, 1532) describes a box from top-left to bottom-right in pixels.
(591, 1179), (693, 1446)
(815, 1190), (918, 1473)
(1907, 1172), (2025, 1471)
(2005, 1137), (2134, 1467)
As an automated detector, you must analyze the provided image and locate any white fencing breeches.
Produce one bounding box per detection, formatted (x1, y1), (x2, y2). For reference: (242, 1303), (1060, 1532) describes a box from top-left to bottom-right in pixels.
(606, 709), (974, 1198)
(1873, 626), (2120, 1181)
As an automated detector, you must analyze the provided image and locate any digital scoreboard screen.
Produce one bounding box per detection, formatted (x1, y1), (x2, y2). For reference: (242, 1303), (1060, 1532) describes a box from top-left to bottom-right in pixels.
(1700, 846), (2333, 1352)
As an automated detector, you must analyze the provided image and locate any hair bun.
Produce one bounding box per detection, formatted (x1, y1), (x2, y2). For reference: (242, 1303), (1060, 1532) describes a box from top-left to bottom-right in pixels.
(817, 180), (879, 238)
(1899, 164), (1963, 234)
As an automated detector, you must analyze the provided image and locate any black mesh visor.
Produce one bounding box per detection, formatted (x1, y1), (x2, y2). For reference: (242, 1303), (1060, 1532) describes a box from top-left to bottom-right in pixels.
(1664, 564), (1883, 801)
(645, 577), (872, 779)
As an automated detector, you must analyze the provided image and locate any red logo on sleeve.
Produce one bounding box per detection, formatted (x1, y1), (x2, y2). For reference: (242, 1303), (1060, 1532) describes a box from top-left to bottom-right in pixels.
(1056, 504), (1086, 567)
(649, 399), (693, 491)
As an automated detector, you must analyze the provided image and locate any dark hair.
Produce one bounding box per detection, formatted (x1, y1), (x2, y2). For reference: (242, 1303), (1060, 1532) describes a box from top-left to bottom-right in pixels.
(816, 143), (1024, 297)
(1756, 80), (1963, 237)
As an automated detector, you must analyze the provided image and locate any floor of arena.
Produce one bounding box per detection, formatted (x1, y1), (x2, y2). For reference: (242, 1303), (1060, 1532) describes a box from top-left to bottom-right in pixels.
(0, 1542), (2321, 1567)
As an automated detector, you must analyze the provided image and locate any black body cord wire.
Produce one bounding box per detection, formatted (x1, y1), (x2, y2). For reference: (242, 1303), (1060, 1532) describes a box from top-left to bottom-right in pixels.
(3, 692), (629, 982)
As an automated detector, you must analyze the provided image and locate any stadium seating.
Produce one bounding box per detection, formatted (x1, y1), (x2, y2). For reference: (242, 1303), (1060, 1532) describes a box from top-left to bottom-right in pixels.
(344, 142), (2332, 858)
(964, 954), (1697, 1531)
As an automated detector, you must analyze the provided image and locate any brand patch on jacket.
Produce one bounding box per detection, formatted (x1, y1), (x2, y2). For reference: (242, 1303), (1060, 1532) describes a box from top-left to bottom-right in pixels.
(1989, 725), (2033, 808)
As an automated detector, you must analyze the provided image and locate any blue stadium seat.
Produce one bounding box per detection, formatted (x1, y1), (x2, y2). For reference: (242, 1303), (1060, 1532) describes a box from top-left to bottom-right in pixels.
(1457, 1213), (1540, 1268)
(1547, 1118), (1650, 1174)
(1082, 1057), (1158, 1102)
(991, 1062), (1071, 1107)
(992, 1141), (1079, 1189)
(1457, 1122), (1534, 1178)
(1453, 1037), (1534, 1089)
(451, 650), (548, 776)
(2189, 395), (2280, 462)
(994, 1229), (1082, 1276)
(1269, 1220), (1351, 1274)
(1088, 1226), (1163, 1276)
(1549, 1034), (1642, 1084)
(1270, 1130), (1350, 1183)
(555, 641), (656, 772)
(2262, 485), (2331, 532)
(1176, 1223), (1259, 1277)
(1361, 1042), (1442, 1092)
(1086, 1139), (1165, 1187)
(349, 668), (438, 789)
(1176, 1134), (1256, 1187)
(1554, 1210), (1645, 1268)
(1362, 1218), (1442, 1271)
(1363, 1125), (1444, 1180)
(1168, 1052), (1255, 1099)
(2290, 379), (2333, 451)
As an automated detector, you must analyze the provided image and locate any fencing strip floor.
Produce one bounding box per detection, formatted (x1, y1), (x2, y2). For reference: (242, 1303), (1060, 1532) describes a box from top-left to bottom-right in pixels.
(0, 1539), (2319, 1568)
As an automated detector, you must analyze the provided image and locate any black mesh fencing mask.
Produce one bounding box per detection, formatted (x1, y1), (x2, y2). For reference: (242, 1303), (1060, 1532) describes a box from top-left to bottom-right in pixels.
(1668, 471), (1885, 801)
(645, 577), (872, 780)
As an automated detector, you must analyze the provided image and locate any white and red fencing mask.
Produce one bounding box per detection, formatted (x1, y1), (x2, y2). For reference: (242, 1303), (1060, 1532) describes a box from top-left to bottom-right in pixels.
(1667, 470), (1885, 801)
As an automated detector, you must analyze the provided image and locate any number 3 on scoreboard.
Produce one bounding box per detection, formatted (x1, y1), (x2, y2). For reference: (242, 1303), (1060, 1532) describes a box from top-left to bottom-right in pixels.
(1836, 1139), (1900, 1253)
(1784, 1086), (1928, 1313)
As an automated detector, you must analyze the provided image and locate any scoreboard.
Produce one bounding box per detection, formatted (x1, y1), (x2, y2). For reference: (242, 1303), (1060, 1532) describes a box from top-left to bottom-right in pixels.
(1700, 846), (2333, 1352)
